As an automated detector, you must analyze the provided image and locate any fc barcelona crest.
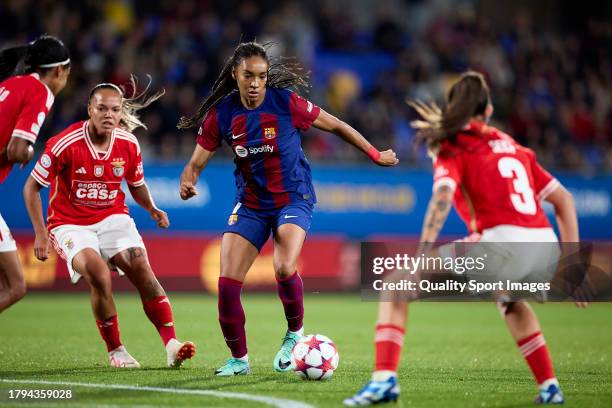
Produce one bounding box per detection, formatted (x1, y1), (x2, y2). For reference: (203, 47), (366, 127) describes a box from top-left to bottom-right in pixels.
(264, 127), (276, 139)
(94, 165), (104, 177)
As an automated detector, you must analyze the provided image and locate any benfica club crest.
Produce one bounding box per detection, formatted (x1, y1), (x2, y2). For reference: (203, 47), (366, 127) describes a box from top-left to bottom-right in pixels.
(94, 165), (104, 177)
(111, 159), (126, 177)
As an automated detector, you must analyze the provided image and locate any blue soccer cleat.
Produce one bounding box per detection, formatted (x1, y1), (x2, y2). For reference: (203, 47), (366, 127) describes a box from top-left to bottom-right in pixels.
(534, 383), (565, 404)
(214, 357), (251, 376)
(343, 376), (400, 406)
(273, 330), (301, 372)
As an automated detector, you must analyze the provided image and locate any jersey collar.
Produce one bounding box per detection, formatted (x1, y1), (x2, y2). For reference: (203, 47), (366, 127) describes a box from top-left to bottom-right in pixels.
(83, 120), (116, 161)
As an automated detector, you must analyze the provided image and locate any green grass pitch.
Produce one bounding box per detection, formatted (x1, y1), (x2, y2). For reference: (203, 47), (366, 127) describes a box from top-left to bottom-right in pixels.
(0, 293), (610, 407)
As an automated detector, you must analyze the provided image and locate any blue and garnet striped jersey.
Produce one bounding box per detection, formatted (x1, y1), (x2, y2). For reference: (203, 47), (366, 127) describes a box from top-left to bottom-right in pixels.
(197, 87), (321, 210)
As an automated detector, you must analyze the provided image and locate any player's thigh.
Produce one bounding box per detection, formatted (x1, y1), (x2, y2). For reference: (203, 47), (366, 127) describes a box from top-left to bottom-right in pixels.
(272, 201), (312, 274)
(71, 248), (112, 289)
(272, 224), (306, 277)
(224, 203), (272, 252)
(0, 214), (22, 287)
(50, 224), (103, 284)
(97, 214), (146, 262)
(0, 251), (24, 289)
(220, 232), (260, 282)
(0, 213), (18, 254)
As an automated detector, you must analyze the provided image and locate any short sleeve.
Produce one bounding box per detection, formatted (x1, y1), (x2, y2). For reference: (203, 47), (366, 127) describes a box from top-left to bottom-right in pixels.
(196, 107), (222, 152)
(289, 92), (320, 130)
(529, 152), (559, 200)
(30, 143), (59, 188)
(432, 152), (463, 193)
(12, 84), (51, 144)
(126, 150), (145, 187)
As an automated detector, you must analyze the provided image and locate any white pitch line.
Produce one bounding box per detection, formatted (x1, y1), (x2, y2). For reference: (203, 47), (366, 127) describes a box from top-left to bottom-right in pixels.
(1, 379), (315, 408)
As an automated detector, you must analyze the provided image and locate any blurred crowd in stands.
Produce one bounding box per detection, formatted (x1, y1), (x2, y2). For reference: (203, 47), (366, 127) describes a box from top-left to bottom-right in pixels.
(1, 0), (610, 172)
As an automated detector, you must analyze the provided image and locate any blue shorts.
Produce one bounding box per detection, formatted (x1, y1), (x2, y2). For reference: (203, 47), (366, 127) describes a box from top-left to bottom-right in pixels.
(224, 201), (314, 251)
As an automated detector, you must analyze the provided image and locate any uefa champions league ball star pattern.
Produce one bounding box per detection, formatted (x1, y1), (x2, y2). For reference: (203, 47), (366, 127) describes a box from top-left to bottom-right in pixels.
(291, 334), (339, 380)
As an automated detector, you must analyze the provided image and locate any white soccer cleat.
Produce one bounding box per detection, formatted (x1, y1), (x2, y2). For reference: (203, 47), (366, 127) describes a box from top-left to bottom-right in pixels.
(166, 338), (196, 368)
(108, 345), (141, 368)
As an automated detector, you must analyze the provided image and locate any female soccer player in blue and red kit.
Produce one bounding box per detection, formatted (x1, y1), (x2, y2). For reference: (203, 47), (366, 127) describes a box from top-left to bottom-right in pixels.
(179, 42), (398, 376)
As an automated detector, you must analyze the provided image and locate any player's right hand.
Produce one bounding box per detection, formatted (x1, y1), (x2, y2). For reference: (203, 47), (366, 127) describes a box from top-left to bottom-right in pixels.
(34, 232), (50, 261)
(179, 182), (198, 200)
(376, 149), (399, 166)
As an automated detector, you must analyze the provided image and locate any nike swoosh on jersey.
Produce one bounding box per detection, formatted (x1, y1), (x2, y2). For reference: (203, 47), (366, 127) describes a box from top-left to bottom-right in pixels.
(284, 215), (298, 219)
(232, 132), (246, 139)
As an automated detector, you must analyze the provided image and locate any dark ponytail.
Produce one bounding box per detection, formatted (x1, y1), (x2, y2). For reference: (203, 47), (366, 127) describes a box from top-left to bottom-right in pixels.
(409, 71), (491, 154)
(0, 45), (29, 82)
(177, 41), (309, 129)
(0, 35), (70, 83)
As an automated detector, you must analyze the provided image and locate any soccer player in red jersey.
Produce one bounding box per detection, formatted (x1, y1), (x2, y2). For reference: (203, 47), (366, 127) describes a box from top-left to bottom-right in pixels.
(178, 42), (398, 376)
(0, 35), (70, 313)
(345, 72), (580, 405)
(23, 80), (196, 368)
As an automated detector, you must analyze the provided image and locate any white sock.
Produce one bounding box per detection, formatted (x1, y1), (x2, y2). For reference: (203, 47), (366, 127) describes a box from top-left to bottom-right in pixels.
(290, 326), (304, 337)
(539, 378), (559, 391)
(372, 370), (396, 382)
(236, 354), (249, 363)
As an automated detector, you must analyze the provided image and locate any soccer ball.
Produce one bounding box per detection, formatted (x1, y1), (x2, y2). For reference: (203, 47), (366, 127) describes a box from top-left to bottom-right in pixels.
(291, 334), (339, 380)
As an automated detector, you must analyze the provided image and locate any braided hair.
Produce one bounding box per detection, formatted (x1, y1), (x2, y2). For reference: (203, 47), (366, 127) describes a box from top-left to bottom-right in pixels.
(177, 41), (309, 129)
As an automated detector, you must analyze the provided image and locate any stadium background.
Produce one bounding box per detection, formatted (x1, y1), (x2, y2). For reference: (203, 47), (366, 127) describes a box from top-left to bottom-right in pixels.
(1, 0), (611, 292)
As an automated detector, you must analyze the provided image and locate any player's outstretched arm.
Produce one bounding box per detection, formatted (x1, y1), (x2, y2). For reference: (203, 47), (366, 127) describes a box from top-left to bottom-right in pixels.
(418, 185), (454, 252)
(311, 108), (399, 166)
(128, 183), (169, 229)
(23, 176), (49, 261)
(179, 144), (215, 200)
(6, 137), (34, 164)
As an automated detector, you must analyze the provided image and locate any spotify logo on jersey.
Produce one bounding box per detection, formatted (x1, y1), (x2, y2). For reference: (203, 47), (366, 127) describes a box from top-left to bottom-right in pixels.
(234, 145), (248, 158)
(234, 144), (274, 158)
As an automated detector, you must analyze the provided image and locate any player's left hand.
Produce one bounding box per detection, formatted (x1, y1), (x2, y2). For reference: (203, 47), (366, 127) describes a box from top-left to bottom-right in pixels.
(150, 207), (170, 228)
(376, 149), (399, 166)
(34, 231), (50, 261)
(19, 145), (35, 169)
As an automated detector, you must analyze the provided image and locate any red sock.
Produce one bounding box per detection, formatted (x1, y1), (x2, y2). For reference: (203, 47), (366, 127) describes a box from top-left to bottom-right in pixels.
(218, 277), (247, 358)
(517, 331), (556, 385)
(374, 324), (405, 372)
(276, 271), (304, 332)
(96, 315), (122, 352)
(143, 295), (176, 346)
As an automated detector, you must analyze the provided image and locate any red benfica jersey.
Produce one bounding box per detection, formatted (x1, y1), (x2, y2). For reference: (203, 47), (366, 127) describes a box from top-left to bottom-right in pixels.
(0, 73), (55, 183)
(30, 121), (145, 230)
(432, 120), (559, 233)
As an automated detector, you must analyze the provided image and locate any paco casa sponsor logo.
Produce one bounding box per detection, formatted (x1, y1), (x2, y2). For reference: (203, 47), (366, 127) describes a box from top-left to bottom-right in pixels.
(234, 144), (274, 158)
(75, 182), (118, 200)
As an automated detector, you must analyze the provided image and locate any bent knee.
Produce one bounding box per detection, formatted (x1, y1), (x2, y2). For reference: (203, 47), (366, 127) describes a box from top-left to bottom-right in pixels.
(274, 261), (296, 279)
(10, 281), (26, 303)
(87, 273), (113, 295)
